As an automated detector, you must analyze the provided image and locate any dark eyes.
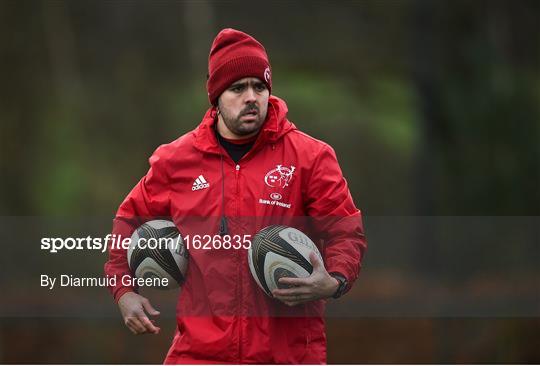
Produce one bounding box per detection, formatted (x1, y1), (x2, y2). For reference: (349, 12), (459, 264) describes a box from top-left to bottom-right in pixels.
(254, 83), (267, 92)
(230, 83), (267, 93)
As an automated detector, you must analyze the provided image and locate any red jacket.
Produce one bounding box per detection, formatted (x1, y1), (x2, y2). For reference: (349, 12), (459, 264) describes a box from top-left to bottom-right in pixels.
(105, 96), (366, 364)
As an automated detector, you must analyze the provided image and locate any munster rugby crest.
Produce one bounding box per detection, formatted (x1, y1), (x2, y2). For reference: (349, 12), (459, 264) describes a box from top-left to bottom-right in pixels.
(264, 165), (295, 188)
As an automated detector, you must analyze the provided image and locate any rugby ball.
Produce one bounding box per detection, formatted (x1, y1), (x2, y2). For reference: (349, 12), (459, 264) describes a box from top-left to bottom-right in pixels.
(128, 220), (188, 289)
(248, 225), (323, 297)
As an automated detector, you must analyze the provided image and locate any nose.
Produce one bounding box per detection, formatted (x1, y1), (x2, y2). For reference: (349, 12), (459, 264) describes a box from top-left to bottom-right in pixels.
(244, 86), (256, 104)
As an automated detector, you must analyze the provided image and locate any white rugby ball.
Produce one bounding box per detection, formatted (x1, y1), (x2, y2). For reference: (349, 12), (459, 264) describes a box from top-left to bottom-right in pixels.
(248, 225), (323, 297)
(128, 220), (188, 289)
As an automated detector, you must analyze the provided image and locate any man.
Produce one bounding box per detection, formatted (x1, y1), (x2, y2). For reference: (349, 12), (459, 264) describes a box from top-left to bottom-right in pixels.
(105, 28), (366, 364)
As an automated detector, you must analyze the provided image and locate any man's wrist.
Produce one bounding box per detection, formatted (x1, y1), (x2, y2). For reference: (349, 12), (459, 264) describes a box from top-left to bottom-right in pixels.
(329, 273), (348, 299)
(114, 287), (136, 303)
(328, 276), (339, 298)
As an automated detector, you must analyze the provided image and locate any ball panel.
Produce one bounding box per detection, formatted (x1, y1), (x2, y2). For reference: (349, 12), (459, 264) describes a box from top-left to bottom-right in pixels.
(264, 252), (310, 293)
(248, 225), (323, 297)
(135, 258), (177, 289)
(127, 220), (188, 289)
(277, 227), (322, 262)
(273, 268), (296, 289)
(262, 231), (313, 274)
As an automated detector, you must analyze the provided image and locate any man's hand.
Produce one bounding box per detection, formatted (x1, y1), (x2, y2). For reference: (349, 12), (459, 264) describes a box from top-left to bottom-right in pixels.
(271, 252), (339, 306)
(118, 291), (161, 335)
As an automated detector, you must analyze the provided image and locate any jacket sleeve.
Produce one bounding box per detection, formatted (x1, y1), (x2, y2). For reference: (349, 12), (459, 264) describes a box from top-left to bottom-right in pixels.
(104, 147), (171, 302)
(304, 144), (367, 294)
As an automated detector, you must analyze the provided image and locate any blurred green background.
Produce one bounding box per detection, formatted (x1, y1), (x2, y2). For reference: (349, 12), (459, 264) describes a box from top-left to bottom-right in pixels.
(0, 0), (539, 363)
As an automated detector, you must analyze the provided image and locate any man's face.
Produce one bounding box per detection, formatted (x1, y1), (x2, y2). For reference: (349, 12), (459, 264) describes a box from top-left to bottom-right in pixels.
(217, 77), (269, 137)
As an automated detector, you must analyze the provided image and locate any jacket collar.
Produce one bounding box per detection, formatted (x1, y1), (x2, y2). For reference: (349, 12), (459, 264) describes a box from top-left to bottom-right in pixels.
(193, 95), (296, 155)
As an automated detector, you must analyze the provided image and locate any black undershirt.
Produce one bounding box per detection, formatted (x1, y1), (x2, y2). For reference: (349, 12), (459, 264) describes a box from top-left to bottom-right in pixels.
(216, 132), (257, 163)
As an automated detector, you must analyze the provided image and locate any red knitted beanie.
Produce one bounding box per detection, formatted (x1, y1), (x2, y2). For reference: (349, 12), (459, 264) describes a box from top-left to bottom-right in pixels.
(207, 28), (272, 105)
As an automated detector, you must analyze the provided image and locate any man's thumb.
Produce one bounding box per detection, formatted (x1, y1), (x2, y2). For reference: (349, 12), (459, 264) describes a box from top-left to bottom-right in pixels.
(309, 251), (323, 271)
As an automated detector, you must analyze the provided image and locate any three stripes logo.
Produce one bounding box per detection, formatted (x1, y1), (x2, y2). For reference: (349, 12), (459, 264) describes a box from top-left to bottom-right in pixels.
(192, 175), (210, 191)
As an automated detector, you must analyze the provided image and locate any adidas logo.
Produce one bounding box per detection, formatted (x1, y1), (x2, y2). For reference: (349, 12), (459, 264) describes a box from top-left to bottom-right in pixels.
(192, 175), (210, 191)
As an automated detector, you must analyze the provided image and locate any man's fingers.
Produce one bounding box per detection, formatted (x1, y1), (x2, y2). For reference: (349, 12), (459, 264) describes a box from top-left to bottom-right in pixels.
(283, 300), (304, 307)
(272, 289), (311, 297)
(272, 287), (310, 297)
(125, 317), (147, 334)
(125, 320), (137, 334)
(140, 316), (160, 334)
(125, 307), (160, 334)
(275, 295), (310, 302)
(118, 293), (160, 335)
(278, 277), (309, 287)
(126, 322), (141, 335)
(273, 293), (312, 303)
(125, 316), (160, 335)
(141, 298), (160, 317)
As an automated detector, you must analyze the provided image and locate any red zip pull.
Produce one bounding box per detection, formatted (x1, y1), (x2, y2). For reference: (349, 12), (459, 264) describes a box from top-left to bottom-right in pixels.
(235, 164), (240, 193)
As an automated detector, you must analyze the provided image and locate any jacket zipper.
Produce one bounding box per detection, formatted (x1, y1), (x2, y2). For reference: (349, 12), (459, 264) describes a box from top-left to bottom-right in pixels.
(235, 163), (242, 363)
(216, 149), (243, 361)
(217, 150), (265, 362)
(235, 164), (240, 194)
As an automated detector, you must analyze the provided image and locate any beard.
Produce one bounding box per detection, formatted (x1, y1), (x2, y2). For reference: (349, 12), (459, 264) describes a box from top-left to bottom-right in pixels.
(218, 102), (267, 136)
